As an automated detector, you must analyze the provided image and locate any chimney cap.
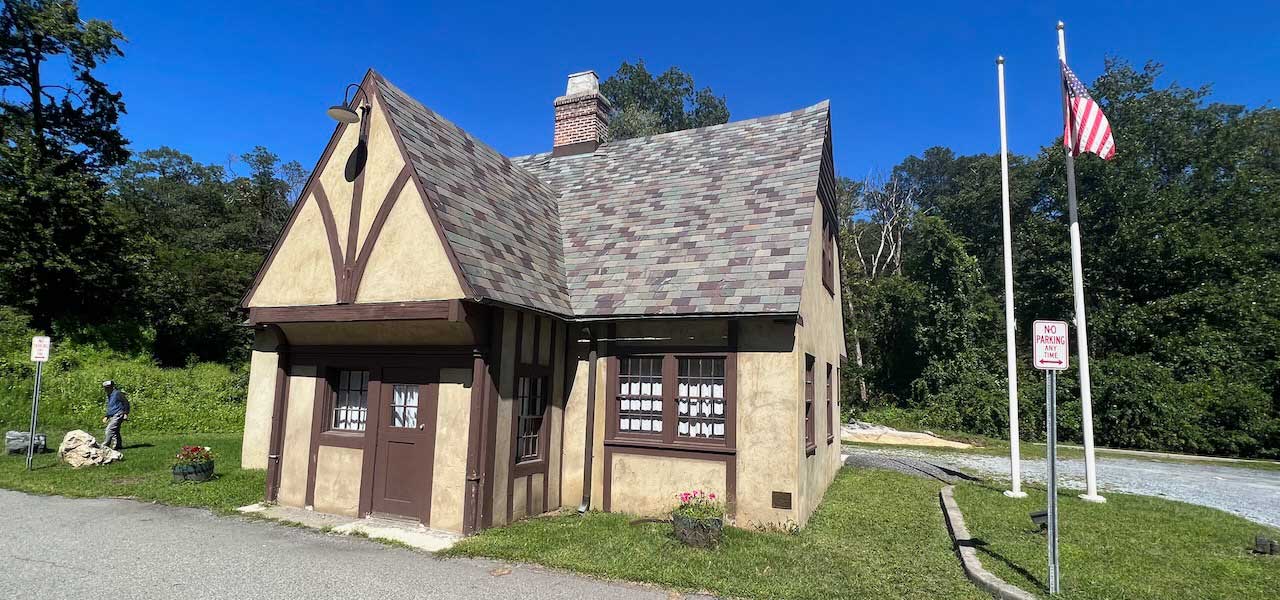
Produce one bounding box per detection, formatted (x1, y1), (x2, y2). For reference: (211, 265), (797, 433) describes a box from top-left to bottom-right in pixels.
(565, 70), (600, 96)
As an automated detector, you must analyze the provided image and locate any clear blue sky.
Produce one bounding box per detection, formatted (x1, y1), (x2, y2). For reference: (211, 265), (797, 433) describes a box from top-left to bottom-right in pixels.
(83, 1), (1279, 181)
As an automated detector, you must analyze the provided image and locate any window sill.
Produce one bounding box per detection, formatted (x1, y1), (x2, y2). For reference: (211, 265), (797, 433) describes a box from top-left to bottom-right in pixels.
(319, 430), (365, 449)
(805, 444), (817, 457)
(604, 438), (735, 456)
(827, 435), (835, 445)
(513, 459), (547, 477)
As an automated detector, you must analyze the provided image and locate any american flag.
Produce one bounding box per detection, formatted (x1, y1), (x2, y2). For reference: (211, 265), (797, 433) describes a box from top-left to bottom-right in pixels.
(1061, 61), (1116, 160)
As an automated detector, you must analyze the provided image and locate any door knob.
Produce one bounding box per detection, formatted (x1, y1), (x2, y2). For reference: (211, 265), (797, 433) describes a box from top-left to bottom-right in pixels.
(418, 424), (425, 430)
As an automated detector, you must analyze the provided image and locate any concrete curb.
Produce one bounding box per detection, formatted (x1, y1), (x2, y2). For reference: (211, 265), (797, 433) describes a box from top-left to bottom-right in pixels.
(939, 486), (1038, 600)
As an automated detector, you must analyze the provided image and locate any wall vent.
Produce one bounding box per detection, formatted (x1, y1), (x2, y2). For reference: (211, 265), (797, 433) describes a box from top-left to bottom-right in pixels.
(771, 491), (792, 510)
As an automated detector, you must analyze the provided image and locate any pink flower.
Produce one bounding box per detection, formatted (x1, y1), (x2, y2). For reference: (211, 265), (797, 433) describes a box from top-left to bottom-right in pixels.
(709, 493), (716, 500)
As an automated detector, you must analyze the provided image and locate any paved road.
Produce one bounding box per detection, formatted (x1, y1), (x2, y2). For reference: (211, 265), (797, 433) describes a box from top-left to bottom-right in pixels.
(0, 490), (699, 600)
(847, 445), (1280, 529)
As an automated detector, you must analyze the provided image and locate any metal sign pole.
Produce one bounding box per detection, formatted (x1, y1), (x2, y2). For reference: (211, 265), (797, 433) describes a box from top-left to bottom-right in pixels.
(26, 361), (43, 471)
(1046, 368), (1060, 594)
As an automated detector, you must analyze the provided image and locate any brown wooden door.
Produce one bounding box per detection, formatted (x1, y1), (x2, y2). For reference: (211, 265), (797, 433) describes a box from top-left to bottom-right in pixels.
(370, 366), (437, 521)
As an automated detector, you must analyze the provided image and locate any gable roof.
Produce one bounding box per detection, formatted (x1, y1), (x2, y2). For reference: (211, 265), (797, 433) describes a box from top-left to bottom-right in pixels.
(374, 73), (573, 315)
(374, 70), (831, 318)
(514, 102), (830, 317)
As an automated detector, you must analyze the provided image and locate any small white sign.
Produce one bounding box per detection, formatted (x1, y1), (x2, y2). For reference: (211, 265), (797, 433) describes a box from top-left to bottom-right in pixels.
(30, 336), (51, 363)
(1032, 320), (1069, 371)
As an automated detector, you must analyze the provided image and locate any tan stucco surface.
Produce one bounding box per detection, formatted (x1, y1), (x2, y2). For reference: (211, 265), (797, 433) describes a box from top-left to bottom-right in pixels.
(279, 321), (473, 346)
(736, 318), (801, 527)
(316, 108), (360, 256)
(794, 196), (846, 523)
(430, 368), (473, 533)
(560, 345), (589, 510)
(512, 475), (528, 521)
(248, 198), (338, 307)
(241, 348), (279, 470)
(530, 473), (545, 515)
(313, 445), (363, 516)
(546, 322), (565, 510)
(278, 365), (317, 508)
(609, 454), (726, 517)
(490, 309), (517, 526)
(353, 181), (466, 303)
(354, 95), (407, 249)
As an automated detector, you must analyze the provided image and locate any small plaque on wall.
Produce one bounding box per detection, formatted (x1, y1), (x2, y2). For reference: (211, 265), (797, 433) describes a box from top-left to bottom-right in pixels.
(771, 491), (792, 510)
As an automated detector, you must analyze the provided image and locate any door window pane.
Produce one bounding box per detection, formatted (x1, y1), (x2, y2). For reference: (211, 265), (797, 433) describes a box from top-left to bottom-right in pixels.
(390, 384), (419, 428)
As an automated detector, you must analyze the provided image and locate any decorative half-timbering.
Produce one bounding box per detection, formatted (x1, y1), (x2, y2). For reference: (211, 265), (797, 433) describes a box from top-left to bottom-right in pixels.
(240, 67), (845, 535)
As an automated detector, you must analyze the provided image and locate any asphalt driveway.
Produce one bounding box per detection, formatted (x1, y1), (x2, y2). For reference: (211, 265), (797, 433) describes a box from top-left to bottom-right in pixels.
(846, 445), (1280, 528)
(0, 490), (701, 600)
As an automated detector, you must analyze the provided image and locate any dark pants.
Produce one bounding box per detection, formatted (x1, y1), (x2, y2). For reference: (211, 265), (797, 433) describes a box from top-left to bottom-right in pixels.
(103, 414), (125, 450)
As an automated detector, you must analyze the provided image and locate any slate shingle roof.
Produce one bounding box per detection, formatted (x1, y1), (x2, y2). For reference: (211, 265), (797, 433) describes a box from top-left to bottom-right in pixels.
(377, 71), (830, 318)
(375, 75), (572, 315)
(514, 103), (829, 317)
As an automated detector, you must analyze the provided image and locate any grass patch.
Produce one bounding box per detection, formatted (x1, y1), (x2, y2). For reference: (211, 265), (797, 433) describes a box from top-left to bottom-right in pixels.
(0, 431), (262, 514)
(445, 468), (986, 599)
(953, 483), (1280, 599)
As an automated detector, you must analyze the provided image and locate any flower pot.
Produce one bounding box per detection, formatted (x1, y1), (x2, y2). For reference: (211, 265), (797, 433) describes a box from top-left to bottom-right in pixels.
(672, 512), (723, 548)
(172, 460), (214, 483)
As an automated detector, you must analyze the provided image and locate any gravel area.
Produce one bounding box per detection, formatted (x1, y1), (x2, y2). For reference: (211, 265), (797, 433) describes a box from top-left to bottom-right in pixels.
(846, 445), (1280, 529)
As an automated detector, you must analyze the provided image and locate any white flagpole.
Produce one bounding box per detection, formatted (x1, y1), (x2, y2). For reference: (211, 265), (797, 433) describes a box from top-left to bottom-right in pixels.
(997, 56), (1026, 499)
(1057, 21), (1105, 503)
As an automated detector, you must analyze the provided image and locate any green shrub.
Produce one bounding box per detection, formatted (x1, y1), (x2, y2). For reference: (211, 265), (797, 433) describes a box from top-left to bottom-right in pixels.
(0, 312), (247, 434)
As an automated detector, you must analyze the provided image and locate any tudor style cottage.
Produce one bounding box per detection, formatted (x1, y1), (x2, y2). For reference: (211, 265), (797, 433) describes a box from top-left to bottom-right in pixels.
(240, 68), (844, 534)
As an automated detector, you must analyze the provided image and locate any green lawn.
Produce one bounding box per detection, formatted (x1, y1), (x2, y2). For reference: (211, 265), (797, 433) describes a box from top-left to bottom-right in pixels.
(446, 468), (986, 600)
(0, 431), (263, 514)
(953, 483), (1280, 599)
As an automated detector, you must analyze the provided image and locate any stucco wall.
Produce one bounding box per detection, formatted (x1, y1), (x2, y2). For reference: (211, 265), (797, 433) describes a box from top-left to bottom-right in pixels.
(490, 309), (517, 526)
(278, 365), (317, 508)
(609, 454), (727, 517)
(354, 178), (466, 303)
(313, 445), (362, 516)
(794, 195), (846, 523)
(248, 197), (338, 307)
(241, 346), (279, 470)
(736, 318), (802, 526)
(559, 338), (590, 510)
(430, 368), (473, 533)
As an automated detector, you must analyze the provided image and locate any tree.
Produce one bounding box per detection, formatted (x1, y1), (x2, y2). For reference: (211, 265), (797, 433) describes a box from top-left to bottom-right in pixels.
(0, 0), (131, 330)
(113, 147), (302, 365)
(600, 60), (729, 140)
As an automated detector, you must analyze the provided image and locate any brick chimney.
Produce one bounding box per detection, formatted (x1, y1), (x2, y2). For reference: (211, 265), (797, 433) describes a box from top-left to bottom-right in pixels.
(552, 71), (611, 157)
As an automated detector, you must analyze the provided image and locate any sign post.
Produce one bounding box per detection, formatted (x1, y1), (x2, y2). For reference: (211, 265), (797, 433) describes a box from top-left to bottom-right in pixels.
(27, 336), (50, 471)
(1033, 320), (1068, 595)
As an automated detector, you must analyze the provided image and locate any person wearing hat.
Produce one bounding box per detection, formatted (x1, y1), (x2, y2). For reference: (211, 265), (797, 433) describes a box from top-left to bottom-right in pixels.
(101, 381), (130, 451)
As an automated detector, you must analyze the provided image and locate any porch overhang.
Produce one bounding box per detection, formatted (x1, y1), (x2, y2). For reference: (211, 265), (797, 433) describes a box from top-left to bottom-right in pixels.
(248, 299), (468, 325)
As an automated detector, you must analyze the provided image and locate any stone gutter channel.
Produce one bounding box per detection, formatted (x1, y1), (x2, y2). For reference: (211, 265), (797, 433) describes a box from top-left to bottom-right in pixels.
(939, 486), (1037, 600)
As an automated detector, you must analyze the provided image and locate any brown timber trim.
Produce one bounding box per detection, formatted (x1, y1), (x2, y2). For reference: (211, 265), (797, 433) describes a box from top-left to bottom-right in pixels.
(310, 183), (347, 303)
(462, 349), (487, 534)
(264, 325), (290, 503)
(345, 165), (413, 301)
(368, 71), (477, 299)
(304, 360), (328, 508)
(341, 101), (372, 303)
(317, 431), (365, 449)
(481, 308), (503, 529)
(248, 299), (458, 325)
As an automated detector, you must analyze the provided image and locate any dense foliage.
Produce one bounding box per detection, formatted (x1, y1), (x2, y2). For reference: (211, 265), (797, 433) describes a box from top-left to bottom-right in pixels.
(842, 60), (1280, 458)
(600, 60), (729, 140)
